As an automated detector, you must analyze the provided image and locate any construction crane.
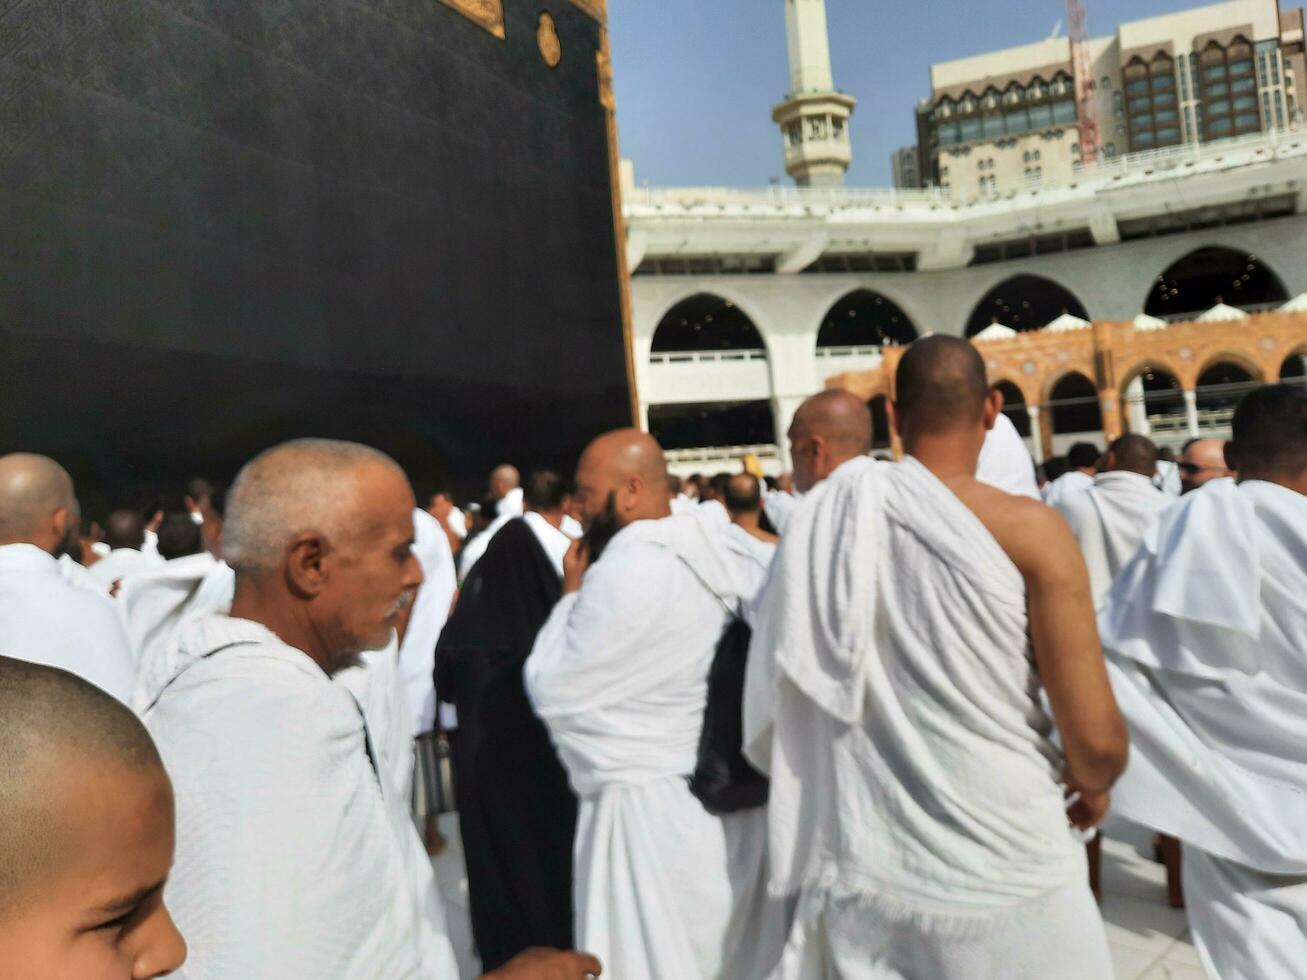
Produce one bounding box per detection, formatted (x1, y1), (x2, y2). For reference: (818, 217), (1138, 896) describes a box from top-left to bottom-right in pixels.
(1067, 0), (1100, 166)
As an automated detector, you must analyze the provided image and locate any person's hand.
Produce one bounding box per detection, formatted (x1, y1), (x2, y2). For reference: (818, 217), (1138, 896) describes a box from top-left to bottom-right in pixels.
(1063, 772), (1111, 832)
(430, 495), (454, 525)
(562, 539), (590, 596)
(483, 948), (602, 980)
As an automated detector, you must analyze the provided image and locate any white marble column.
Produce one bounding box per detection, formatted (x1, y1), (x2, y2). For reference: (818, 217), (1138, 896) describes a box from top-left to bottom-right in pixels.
(1026, 405), (1045, 464)
(1183, 389), (1200, 438)
(1126, 376), (1150, 435)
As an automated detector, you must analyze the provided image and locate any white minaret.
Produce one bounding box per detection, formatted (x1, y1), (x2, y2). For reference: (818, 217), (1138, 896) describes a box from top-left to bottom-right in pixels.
(772, 0), (856, 187)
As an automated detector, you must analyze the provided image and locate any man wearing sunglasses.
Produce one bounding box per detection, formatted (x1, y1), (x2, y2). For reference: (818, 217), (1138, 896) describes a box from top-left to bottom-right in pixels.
(1178, 437), (1233, 494)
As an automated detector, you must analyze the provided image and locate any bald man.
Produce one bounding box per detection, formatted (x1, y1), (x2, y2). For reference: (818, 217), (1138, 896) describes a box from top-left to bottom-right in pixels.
(1101, 385), (1307, 980)
(765, 390), (873, 534)
(0, 453), (135, 702)
(0, 657), (186, 979)
(526, 430), (783, 980)
(138, 439), (599, 980)
(746, 336), (1127, 978)
(1179, 437), (1234, 494)
(460, 464), (527, 581)
(1054, 433), (1172, 607)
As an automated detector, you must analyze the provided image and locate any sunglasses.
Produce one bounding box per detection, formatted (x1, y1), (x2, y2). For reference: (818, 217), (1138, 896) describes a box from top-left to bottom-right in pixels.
(1178, 462), (1222, 476)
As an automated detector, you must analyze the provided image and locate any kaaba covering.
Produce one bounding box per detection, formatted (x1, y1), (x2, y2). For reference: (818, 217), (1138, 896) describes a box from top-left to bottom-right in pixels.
(0, 0), (632, 498)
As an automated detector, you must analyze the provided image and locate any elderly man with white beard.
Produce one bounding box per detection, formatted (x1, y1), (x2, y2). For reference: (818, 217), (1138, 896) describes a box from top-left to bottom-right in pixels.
(526, 429), (784, 980)
(1101, 384), (1307, 980)
(138, 439), (600, 980)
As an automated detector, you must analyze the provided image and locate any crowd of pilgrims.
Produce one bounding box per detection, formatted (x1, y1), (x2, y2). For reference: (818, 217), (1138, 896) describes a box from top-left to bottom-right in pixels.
(0, 336), (1304, 980)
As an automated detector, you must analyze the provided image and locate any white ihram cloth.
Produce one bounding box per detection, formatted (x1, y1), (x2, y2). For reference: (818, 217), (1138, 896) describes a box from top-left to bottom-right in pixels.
(525, 512), (784, 980)
(975, 413), (1040, 500)
(87, 545), (161, 591)
(141, 614), (459, 980)
(522, 510), (577, 578)
(497, 486), (525, 517)
(1099, 478), (1307, 980)
(1154, 458), (1182, 496)
(0, 543), (136, 704)
(458, 510), (515, 582)
(764, 490), (801, 534)
(1054, 470), (1172, 607)
(1042, 469), (1094, 508)
(397, 509), (457, 738)
(744, 456), (1108, 979)
(118, 553), (231, 668)
(724, 524), (777, 629)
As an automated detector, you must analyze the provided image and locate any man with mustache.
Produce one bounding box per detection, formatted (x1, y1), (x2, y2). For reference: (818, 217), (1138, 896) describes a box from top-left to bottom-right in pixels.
(139, 439), (600, 980)
(526, 430), (784, 980)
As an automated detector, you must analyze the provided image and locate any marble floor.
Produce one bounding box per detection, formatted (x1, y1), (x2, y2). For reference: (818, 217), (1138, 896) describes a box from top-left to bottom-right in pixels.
(430, 812), (1206, 979)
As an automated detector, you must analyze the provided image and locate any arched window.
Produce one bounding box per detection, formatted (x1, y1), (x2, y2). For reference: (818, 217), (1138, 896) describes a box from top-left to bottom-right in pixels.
(816, 291), (919, 351)
(1144, 248), (1288, 318)
(964, 275), (1090, 336)
(1280, 351), (1307, 380)
(1196, 362), (1258, 419)
(651, 294), (767, 355)
(1049, 373), (1103, 436)
(1123, 366), (1184, 434)
(647, 401), (776, 451)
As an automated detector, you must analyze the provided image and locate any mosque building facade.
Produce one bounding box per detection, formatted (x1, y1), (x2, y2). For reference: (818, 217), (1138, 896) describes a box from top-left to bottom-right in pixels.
(625, 0), (1307, 474)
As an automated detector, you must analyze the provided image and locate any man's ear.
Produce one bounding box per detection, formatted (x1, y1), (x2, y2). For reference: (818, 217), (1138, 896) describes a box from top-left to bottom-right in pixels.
(50, 506), (71, 544)
(982, 389), (1003, 431)
(285, 531), (330, 598)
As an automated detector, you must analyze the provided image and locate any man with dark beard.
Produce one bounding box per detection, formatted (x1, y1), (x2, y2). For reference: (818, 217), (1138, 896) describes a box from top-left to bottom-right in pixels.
(525, 430), (784, 980)
(435, 470), (580, 971)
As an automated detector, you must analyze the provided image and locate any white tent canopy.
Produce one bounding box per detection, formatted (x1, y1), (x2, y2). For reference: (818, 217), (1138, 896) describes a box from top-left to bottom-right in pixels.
(1196, 302), (1249, 323)
(1043, 312), (1091, 332)
(1279, 293), (1307, 313)
(1132, 313), (1168, 331)
(973, 323), (1019, 342)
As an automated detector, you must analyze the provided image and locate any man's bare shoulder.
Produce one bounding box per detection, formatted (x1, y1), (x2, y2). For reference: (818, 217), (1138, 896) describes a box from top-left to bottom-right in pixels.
(943, 475), (1075, 580)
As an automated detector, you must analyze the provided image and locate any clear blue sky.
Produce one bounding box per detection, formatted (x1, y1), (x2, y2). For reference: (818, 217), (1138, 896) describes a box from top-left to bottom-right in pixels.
(609, 0), (1204, 187)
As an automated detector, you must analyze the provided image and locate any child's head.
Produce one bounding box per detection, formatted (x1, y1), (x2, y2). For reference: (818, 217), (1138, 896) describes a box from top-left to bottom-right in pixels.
(0, 658), (186, 978)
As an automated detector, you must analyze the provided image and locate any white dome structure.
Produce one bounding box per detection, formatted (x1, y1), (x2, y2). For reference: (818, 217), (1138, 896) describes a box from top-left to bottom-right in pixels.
(1043, 312), (1091, 332)
(973, 323), (1019, 342)
(1132, 313), (1168, 331)
(1196, 301), (1250, 323)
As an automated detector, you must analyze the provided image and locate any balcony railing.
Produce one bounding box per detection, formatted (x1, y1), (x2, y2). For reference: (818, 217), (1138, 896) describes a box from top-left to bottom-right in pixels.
(649, 349), (768, 365)
(814, 344), (883, 360)
(665, 444), (780, 466)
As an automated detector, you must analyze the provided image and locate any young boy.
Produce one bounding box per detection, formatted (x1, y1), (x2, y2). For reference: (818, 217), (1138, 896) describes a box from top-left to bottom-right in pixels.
(0, 656), (186, 979)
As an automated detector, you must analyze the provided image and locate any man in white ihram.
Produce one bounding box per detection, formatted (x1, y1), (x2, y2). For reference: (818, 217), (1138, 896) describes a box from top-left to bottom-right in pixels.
(1100, 384), (1307, 980)
(138, 438), (600, 980)
(526, 429), (782, 980)
(1053, 432), (1171, 607)
(746, 336), (1129, 979)
(0, 453), (135, 704)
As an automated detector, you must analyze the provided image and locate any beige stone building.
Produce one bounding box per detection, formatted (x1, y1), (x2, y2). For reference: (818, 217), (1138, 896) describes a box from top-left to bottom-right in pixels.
(913, 0), (1307, 196)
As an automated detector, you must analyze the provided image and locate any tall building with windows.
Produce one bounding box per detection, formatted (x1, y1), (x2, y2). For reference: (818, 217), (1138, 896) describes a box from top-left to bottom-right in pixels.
(915, 0), (1306, 197)
(891, 145), (921, 188)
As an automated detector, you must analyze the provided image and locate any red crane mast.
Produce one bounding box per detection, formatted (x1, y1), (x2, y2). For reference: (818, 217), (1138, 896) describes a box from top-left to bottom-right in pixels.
(1067, 0), (1100, 166)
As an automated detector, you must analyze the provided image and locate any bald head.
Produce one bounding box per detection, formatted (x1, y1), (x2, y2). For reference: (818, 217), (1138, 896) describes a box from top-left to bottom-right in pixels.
(224, 438), (404, 579)
(894, 335), (990, 437)
(0, 454), (77, 551)
(105, 508), (146, 551)
(573, 429), (671, 544)
(490, 464), (521, 500)
(1180, 437), (1233, 493)
(791, 390), (873, 454)
(0, 657), (164, 915)
(788, 390), (873, 492)
(1105, 434), (1158, 478)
